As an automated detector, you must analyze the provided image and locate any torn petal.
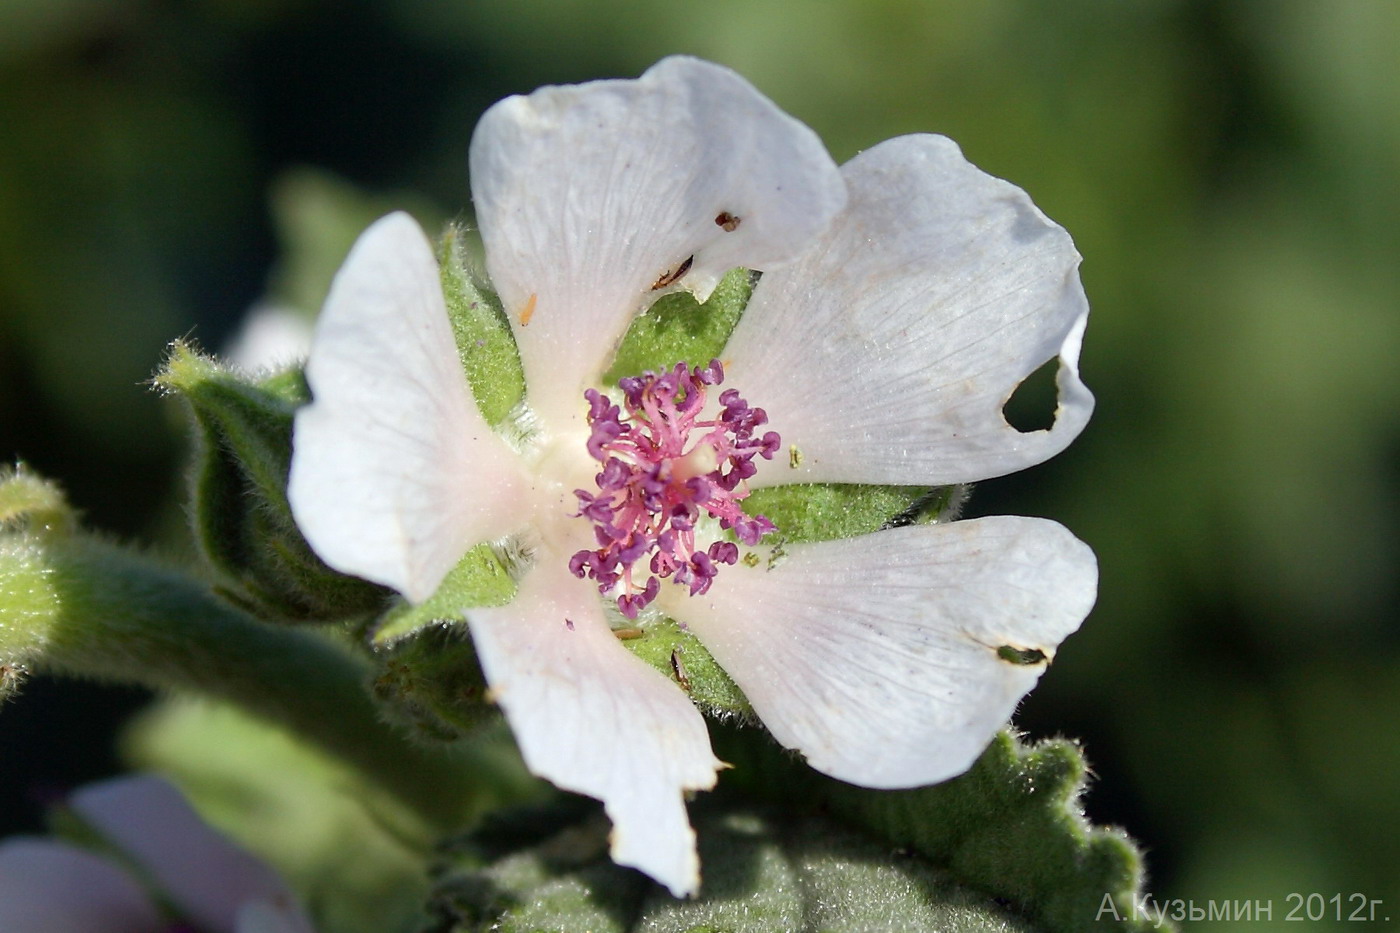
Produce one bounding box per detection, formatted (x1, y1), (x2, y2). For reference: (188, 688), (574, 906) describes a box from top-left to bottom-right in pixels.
(662, 517), (1097, 788)
(724, 134), (1093, 487)
(466, 557), (722, 896)
(290, 212), (526, 602)
(470, 55), (845, 429)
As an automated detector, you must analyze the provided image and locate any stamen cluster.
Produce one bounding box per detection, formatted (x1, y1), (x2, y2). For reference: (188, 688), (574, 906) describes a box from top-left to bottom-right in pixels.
(569, 360), (779, 618)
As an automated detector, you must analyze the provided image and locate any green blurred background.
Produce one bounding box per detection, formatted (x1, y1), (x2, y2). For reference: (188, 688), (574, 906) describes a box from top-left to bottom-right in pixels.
(2, 1), (1396, 929)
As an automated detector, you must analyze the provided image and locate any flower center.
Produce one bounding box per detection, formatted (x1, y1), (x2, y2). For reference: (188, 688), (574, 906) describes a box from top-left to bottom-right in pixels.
(568, 359), (779, 619)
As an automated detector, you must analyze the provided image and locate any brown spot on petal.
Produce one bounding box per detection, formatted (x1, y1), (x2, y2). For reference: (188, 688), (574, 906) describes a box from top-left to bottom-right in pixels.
(715, 211), (741, 232)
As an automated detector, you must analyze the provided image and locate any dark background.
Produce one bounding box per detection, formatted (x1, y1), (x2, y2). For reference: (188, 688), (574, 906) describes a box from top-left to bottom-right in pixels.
(3, 2), (1397, 928)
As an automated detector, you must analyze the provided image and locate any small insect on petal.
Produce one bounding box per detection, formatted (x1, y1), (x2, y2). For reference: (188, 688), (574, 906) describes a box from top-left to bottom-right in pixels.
(996, 644), (1050, 665)
(613, 627), (645, 640)
(714, 211), (741, 232)
(519, 293), (537, 326)
(670, 648), (691, 692)
(650, 255), (694, 290)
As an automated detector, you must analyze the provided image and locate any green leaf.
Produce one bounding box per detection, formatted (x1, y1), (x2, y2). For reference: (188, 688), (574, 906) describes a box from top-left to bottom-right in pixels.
(438, 224), (526, 427)
(431, 809), (645, 933)
(157, 343), (388, 622)
(713, 727), (1169, 933)
(603, 268), (755, 384)
(427, 802), (1041, 932)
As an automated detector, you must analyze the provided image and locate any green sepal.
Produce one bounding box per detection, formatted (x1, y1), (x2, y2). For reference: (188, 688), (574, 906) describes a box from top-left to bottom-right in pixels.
(371, 542), (516, 646)
(426, 801), (1041, 933)
(746, 481), (964, 545)
(371, 620), (496, 743)
(617, 617), (752, 721)
(368, 543), (516, 741)
(438, 224), (526, 427)
(157, 343), (388, 622)
(714, 726), (1170, 933)
(603, 267), (755, 384)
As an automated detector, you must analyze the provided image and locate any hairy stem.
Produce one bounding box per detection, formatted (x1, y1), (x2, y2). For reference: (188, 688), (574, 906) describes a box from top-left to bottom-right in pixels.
(0, 532), (490, 828)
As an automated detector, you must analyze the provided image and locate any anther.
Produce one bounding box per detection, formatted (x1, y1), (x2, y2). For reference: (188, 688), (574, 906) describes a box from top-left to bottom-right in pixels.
(569, 360), (778, 617)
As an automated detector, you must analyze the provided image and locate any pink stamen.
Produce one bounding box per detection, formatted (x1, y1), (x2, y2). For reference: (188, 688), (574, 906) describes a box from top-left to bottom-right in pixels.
(570, 360), (778, 618)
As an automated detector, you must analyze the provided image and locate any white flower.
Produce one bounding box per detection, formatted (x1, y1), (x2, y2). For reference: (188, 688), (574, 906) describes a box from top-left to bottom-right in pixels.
(0, 774), (315, 933)
(288, 56), (1097, 897)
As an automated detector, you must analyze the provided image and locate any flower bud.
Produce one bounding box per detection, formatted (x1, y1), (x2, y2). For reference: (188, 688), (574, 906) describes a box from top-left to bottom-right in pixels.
(157, 343), (387, 622)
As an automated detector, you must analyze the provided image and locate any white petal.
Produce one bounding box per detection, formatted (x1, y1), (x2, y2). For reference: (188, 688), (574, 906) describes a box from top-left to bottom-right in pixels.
(290, 212), (527, 601)
(71, 775), (312, 933)
(0, 838), (162, 933)
(723, 134), (1093, 487)
(661, 518), (1097, 788)
(466, 558), (722, 896)
(470, 55), (846, 428)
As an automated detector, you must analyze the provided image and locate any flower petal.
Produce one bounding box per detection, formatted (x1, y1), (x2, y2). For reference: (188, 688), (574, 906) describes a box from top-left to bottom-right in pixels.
(237, 900), (318, 933)
(469, 55), (846, 428)
(0, 838), (162, 933)
(466, 558), (722, 896)
(71, 775), (312, 933)
(290, 212), (526, 601)
(723, 134), (1093, 487)
(661, 517), (1097, 788)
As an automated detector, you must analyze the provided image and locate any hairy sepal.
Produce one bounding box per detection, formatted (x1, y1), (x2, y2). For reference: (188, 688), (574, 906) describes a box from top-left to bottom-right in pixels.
(158, 344), (389, 621)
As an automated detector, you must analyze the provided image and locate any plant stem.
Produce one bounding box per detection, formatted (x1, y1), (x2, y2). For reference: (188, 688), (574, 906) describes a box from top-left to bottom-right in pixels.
(1, 533), (489, 828)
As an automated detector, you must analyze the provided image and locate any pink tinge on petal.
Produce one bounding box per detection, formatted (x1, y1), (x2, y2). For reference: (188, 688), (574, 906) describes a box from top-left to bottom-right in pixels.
(466, 558), (722, 897)
(72, 775), (311, 933)
(0, 838), (163, 933)
(290, 212), (528, 602)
